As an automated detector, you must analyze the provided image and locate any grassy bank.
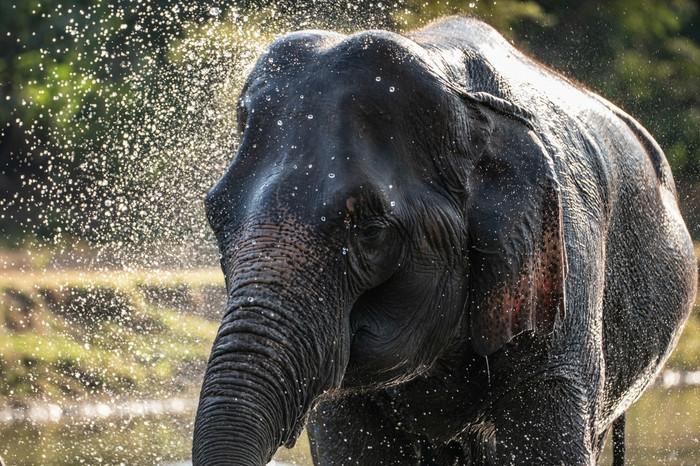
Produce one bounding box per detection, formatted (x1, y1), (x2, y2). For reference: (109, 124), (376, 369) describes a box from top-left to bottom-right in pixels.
(0, 255), (697, 464)
(0, 269), (225, 408)
(1, 263), (699, 407)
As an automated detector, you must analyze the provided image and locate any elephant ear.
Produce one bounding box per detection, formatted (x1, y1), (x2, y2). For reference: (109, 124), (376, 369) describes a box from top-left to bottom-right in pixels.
(463, 93), (567, 356)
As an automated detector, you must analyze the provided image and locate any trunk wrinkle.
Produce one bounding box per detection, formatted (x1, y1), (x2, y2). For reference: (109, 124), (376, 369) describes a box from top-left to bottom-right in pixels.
(212, 309), (322, 394)
(195, 220), (350, 464)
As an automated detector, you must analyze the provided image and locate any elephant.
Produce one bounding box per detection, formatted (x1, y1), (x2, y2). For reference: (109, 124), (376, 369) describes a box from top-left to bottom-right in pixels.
(193, 16), (697, 465)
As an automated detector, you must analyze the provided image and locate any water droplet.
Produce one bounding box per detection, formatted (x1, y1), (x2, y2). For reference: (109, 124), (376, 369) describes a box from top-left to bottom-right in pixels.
(375, 76), (381, 82)
(319, 297), (324, 302)
(469, 2), (476, 7)
(390, 201), (396, 207)
(308, 164), (313, 168)
(328, 173), (335, 179)
(342, 247), (348, 255)
(389, 86), (395, 92)
(247, 297), (254, 303)
(389, 184), (393, 189)
(321, 216), (326, 222)
(307, 114), (314, 119)
(265, 95), (271, 101)
(277, 120), (283, 126)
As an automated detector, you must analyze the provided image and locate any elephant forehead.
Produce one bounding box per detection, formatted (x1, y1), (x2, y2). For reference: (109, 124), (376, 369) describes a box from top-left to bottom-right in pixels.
(323, 30), (437, 71)
(248, 30), (449, 112)
(261, 29), (438, 79)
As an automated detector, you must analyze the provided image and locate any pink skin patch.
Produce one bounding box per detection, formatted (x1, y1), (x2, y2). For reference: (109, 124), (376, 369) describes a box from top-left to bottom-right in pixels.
(472, 215), (566, 356)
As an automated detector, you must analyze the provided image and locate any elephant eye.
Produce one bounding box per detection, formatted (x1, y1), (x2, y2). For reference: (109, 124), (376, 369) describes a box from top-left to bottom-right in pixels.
(362, 226), (384, 241)
(357, 220), (389, 249)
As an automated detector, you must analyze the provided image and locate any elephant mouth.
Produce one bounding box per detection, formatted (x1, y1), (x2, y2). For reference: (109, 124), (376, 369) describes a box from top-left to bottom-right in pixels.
(342, 323), (419, 389)
(342, 325), (377, 387)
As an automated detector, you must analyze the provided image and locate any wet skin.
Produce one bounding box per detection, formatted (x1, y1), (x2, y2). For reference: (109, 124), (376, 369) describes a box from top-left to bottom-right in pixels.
(193, 17), (697, 465)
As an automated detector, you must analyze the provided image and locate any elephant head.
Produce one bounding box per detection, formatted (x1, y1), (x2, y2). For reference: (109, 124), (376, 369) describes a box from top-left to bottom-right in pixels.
(193, 29), (566, 465)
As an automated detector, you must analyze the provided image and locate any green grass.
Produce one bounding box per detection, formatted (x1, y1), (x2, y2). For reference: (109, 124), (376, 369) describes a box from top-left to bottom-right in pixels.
(0, 268), (224, 408)
(0, 258), (697, 406)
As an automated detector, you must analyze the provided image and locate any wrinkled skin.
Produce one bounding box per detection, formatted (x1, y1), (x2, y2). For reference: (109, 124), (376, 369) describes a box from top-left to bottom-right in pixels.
(193, 17), (697, 465)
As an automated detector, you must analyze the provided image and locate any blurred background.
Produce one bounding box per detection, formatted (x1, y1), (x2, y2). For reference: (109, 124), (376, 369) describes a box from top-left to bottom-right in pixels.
(0, 0), (698, 464)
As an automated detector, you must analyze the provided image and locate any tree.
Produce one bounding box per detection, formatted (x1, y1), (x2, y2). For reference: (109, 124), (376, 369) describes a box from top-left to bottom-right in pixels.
(396, 0), (700, 236)
(2, 0), (698, 250)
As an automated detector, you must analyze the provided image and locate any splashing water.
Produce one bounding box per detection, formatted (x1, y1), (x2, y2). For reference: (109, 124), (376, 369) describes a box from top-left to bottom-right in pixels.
(2, 1), (698, 465)
(1, 1), (404, 267)
(0, 2), (401, 465)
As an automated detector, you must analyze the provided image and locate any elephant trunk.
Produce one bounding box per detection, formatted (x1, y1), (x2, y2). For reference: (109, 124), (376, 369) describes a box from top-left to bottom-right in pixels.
(193, 283), (347, 465)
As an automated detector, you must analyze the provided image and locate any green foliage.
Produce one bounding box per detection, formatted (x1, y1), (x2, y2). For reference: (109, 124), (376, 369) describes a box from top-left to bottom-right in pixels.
(397, 1), (700, 184)
(0, 0), (238, 245)
(1, 0), (699, 244)
(396, 0), (554, 32)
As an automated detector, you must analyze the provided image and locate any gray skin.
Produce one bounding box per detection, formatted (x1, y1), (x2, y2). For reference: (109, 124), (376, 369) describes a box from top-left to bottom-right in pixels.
(193, 17), (697, 465)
